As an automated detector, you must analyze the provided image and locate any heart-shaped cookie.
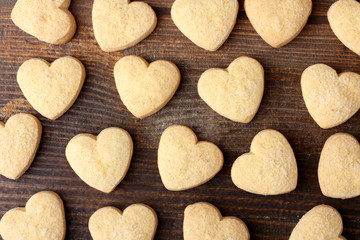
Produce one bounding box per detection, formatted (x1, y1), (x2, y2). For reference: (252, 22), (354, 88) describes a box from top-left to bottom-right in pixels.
(65, 127), (133, 193)
(245, 0), (312, 48)
(0, 113), (42, 180)
(17, 56), (85, 120)
(0, 191), (66, 240)
(171, 0), (239, 51)
(184, 202), (250, 240)
(114, 55), (181, 118)
(11, 0), (76, 44)
(89, 204), (157, 240)
(231, 129), (298, 195)
(328, 0), (360, 56)
(289, 205), (346, 240)
(198, 56), (264, 123)
(318, 133), (360, 199)
(92, 0), (157, 52)
(158, 125), (223, 191)
(301, 64), (360, 129)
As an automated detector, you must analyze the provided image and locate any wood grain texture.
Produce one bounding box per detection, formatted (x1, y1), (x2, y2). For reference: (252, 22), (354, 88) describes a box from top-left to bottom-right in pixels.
(0, 0), (360, 239)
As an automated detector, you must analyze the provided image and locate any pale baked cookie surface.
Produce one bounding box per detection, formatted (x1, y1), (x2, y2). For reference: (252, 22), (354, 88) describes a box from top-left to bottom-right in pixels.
(198, 56), (264, 123)
(289, 205), (346, 240)
(171, 0), (239, 51)
(89, 204), (157, 240)
(245, 0), (312, 48)
(114, 55), (181, 118)
(92, 0), (157, 52)
(183, 202), (249, 240)
(11, 0), (76, 44)
(0, 191), (66, 240)
(301, 64), (360, 129)
(0, 113), (42, 180)
(65, 127), (133, 193)
(328, 0), (360, 56)
(17, 56), (85, 120)
(231, 129), (298, 195)
(158, 125), (223, 191)
(319, 133), (360, 199)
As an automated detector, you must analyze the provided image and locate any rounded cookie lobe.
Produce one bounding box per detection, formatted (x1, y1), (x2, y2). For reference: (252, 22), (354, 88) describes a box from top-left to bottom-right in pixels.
(301, 64), (360, 129)
(198, 56), (264, 123)
(11, 0), (76, 44)
(183, 202), (249, 240)
(328, 0), (360, 56)
(89, 204), (157, 240)
(0, 113), (42, 180)
(158, 125), (224, 191)
(231, 129), (298, 195)
(0, 191), (66, 240)
(244, 0), (312, 48)
(289, 205), (346, 240)
(114, 55), (181, 118)
(318, 133), (360, 199)
(92, 0), (157, 52)
(171, 0), (239, 51)
(65, 127), (133, 193)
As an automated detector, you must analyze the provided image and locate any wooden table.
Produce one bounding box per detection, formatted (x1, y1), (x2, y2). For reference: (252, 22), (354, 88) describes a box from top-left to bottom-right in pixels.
(1, 0), (360, 239)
